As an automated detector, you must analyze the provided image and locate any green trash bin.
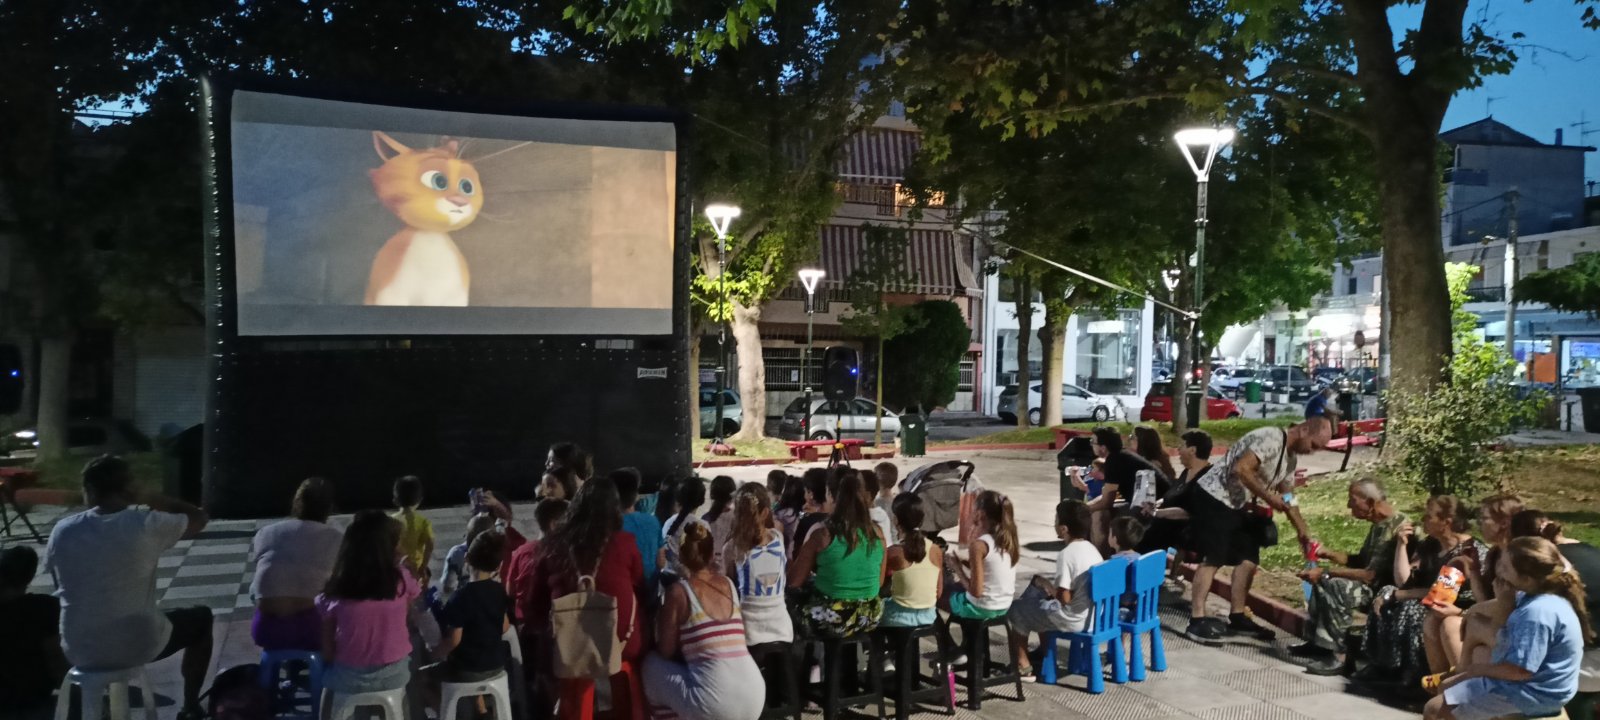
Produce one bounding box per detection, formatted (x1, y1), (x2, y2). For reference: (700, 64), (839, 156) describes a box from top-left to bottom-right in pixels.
(899, 412), (926, 457)
(1244, 380), (1263, 403)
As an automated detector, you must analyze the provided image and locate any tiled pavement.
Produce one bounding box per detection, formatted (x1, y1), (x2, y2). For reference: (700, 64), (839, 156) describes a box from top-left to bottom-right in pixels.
(4, 448), (1415, 719)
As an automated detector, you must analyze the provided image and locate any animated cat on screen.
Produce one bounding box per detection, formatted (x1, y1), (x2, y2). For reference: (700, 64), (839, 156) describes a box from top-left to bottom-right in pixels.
(365, 131), (482, 306)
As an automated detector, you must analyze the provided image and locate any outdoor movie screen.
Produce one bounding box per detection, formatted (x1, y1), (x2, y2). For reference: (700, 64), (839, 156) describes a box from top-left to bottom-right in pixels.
(228, 90), (677, 336)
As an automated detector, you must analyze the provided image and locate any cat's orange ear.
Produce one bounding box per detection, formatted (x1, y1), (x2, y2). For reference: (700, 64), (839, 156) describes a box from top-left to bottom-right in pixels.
(373, 131), (410, 162)
(440, 137), (461, 157)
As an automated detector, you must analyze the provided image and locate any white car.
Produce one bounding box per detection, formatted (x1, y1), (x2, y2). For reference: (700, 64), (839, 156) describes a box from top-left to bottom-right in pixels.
(777, 397), (902, 442)
(996, 383), (1120, 425)
(698, 388), (741, 437)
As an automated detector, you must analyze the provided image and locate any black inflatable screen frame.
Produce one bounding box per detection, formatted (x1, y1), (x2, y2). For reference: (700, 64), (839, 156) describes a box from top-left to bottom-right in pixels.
(198, 75), (692, 518)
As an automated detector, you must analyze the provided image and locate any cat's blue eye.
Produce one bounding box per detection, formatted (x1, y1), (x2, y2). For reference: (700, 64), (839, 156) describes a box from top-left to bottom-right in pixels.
(459, 178), (475, 195)
(420, 171), (448, 190)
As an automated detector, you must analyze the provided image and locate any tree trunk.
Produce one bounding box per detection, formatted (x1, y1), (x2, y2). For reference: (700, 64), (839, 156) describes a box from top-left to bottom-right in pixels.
(1373, 130), (1453, 394)
(729, 300), (768, 441)
(1172, 318), (1192, 433)
(36, 332), (72, 462)
(688, 325), (703, 443)
(1013, 272), (1034, 428)
(1039, 300), (1069, 427)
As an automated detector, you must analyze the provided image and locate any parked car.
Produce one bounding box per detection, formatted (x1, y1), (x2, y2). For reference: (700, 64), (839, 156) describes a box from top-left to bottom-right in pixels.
(777, 397), (902, 443)
(997, 383), (1119, 425)
(1138, 382), (1242, 423)
(2, 418), (153, 459)
(1260, 365), (1315, 400)
(1311, 367), (1344, 388)
(699, 387), (741, 438)
(1215, 367), (1259, 394)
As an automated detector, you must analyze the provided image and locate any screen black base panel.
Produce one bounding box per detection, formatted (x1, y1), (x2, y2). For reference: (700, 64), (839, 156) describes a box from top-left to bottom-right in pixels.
(199, 75), (693, 518)
(206, 339), (688, 517)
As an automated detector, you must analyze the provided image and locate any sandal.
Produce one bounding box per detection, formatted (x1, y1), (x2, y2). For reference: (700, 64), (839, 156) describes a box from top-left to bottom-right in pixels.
(1017, 665), (1036, 681)
(1420, 667), (1456, 695)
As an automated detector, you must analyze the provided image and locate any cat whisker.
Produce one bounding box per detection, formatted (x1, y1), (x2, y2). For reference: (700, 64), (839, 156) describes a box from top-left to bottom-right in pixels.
(470, 141), (533, 164)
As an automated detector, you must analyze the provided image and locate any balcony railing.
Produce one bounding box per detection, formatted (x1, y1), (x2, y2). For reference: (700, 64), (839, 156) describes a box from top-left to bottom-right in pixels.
(1464, 285), (1504, 303)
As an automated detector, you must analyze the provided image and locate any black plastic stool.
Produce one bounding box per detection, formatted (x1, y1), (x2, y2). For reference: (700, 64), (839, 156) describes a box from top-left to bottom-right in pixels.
(950, 615), (1024, 710)
(807, 633), (886, 720)
(879, 625), (954, 720)
(749, 642), (802, 720)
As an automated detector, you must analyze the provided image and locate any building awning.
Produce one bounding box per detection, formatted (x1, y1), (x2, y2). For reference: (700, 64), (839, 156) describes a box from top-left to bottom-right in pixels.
(817, 224), (965, 295)
(835, 128), (922, 183)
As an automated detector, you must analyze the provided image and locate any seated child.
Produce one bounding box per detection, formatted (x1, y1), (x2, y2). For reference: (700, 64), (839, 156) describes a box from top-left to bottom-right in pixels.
(318, 511), (420, 695)
(443, 513), (497, 601)
(423, 533), (511, 714)
(0, 546), (67, 715)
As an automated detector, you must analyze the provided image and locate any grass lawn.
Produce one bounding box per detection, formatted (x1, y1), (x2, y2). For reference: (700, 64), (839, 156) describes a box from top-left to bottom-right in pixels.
(1249, 444), (1600, 604)
(937, 417), (1292, 449)
(690, 437), (797, 462)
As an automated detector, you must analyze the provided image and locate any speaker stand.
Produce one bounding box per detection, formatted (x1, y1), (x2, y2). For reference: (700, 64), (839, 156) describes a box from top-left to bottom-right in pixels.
(826, 410), (849, 469)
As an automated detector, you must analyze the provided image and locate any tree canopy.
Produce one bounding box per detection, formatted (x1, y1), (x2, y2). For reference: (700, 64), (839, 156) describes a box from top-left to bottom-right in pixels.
(1517, 253), (1600, 317)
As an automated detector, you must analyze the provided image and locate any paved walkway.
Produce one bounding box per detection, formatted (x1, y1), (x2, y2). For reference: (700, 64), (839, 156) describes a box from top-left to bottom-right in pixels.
(7, 445), (1412, 720)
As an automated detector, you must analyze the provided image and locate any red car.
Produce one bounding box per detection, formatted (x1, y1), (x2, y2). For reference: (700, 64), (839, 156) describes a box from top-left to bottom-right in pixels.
(1139, 381), (1242, 422)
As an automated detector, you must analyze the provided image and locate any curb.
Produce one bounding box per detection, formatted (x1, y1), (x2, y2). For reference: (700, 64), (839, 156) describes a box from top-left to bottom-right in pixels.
(1176, 562), (1309, 637)
(695, 447), (898, 469)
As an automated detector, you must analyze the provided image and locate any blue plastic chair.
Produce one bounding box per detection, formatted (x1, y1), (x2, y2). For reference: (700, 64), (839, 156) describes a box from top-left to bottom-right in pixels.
(258, 649), (325, 719)
(1038, 555), (1129, 693)
(1119, 550), (1168, 681)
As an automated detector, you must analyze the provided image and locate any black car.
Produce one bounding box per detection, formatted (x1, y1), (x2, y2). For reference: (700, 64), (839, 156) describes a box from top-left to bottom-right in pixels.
(1259, 365), (1315, 400)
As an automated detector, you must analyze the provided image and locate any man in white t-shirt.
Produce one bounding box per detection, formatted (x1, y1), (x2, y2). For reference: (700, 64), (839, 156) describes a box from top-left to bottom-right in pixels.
(1183, 419), (1328, 644)
(46, 456), (211, 719)
(1007, 499), (1104, 676)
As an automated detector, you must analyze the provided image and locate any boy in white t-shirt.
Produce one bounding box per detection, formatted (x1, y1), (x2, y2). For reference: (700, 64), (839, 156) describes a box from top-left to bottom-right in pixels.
(1006, 499), (1104, 678)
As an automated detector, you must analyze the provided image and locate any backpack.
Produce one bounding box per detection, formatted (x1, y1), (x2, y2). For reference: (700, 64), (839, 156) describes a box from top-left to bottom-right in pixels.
(206, 664), (270, 720)
(549, 538), (636, 680)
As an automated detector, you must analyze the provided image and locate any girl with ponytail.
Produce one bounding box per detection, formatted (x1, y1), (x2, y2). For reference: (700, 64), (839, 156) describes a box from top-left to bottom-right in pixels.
(702, 476), (738, 568)
(880, 493), (944, 628)
(1424, 536), (1593, 720)
(935, 491), (1021, 656)
(660, 477), (708, 583)
(722, 483), (793, 646)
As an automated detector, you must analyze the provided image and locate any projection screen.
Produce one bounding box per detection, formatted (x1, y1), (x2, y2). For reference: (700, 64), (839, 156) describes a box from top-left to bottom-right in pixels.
(228, 90), (677, 336)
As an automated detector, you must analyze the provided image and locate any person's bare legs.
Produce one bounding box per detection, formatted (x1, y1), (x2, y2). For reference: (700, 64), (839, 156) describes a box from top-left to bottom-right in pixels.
(1422, 612), (1448, 673)
(181, 626), (214, 711)
(1010, 630), (1032, 670)
(1230, 562), (1257, 614)
(1191, 564), (1220, 620)
(1439, 615), (1465, 669)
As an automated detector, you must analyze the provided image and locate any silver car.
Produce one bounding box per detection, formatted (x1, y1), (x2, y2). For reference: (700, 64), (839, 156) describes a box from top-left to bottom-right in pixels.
(777, 397), (902, 443)
(698, 388), (741, 437)
(997, 383), (1118, 425)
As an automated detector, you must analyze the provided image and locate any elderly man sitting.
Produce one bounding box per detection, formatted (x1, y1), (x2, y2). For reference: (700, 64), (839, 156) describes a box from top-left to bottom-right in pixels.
(1290, 476), (1408, 676)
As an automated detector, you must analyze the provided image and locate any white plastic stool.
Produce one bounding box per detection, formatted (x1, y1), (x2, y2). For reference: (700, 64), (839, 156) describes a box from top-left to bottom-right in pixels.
(438, 671), (511, 720)
(500, 626), (529, 718)
(323, 687), (407, 720)
(55, 666), (158, 720)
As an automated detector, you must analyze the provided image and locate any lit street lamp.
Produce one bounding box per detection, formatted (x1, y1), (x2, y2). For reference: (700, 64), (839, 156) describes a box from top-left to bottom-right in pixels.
(798, 268), (826, 440)
(1174, 127), (1233, 429)
(705, 203), (741, 447)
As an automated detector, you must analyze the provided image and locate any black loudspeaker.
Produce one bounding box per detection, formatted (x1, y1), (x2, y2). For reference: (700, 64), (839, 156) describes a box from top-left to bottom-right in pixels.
(822, 346), (858, 401)
(0, 345), (21, 414)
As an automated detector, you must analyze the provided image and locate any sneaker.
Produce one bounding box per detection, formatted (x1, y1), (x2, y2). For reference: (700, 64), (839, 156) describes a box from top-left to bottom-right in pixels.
(1284, 641), (1322, 656)
(1227, 612), (1276, 641)
(1184, 618), (1226, 644)
(945, 653), (969, 668)
(809, 665), (822, 684)
(883, 659), (896, 675)
(1303, 655), (1346, 676)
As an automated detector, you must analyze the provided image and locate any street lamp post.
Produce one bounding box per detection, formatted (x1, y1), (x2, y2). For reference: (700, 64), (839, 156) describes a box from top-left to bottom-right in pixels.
(1174, 127), (1235, 429)
(1162, 267), (1181, 374)
(798, 268), (826, 440)
(705, 204), (741, 447)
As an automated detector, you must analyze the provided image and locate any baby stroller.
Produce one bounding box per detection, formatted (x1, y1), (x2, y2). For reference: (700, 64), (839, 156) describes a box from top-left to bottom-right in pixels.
(897, 459), (983, 543)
